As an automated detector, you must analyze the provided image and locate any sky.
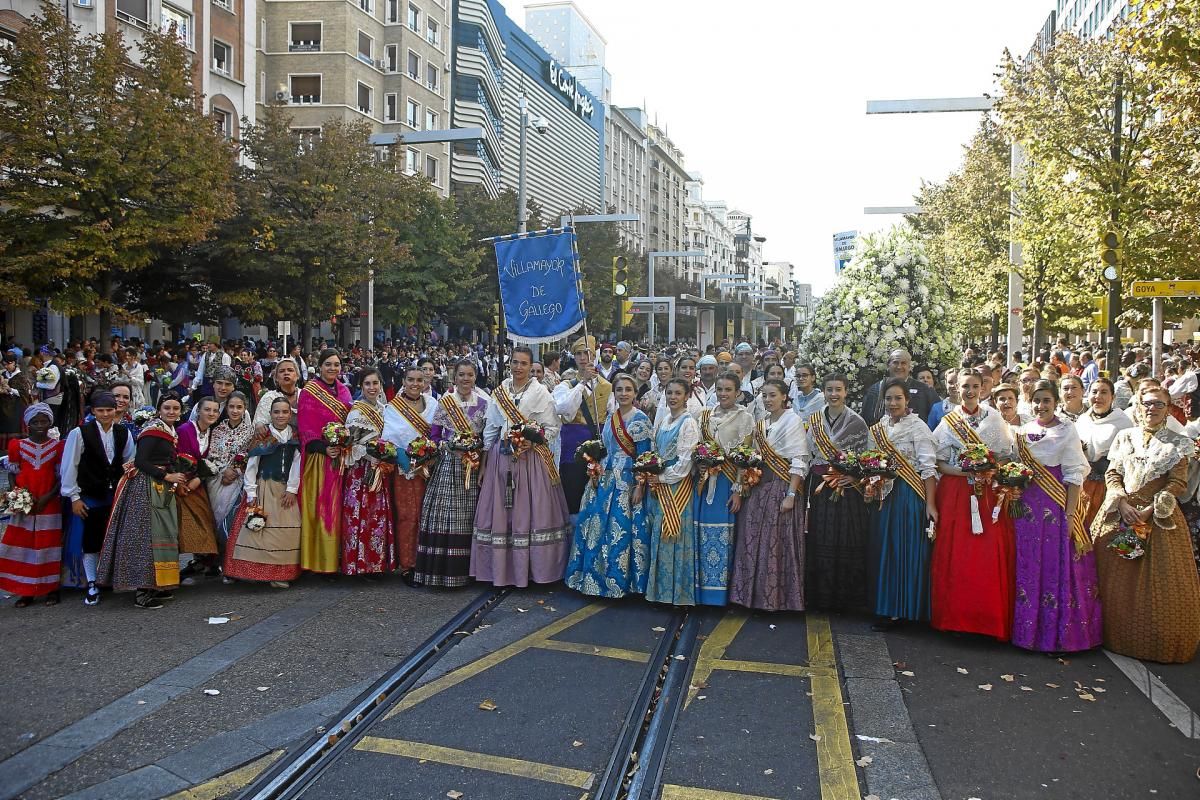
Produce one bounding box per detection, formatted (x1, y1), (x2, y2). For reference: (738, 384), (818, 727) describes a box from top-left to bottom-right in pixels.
(510, 0), (1058, 296)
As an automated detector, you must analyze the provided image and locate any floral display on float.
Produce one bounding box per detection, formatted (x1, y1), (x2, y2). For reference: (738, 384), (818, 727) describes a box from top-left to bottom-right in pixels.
(798, 226), (959, 403)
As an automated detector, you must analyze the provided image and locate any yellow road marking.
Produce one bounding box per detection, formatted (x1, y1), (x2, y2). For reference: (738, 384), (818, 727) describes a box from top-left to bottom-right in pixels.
(711, 658), (835, 679)
(807, 613), (860, 800)
(385, 602), (607, 718)
(163, 750), (284, 800)
(686, 609), (749, 707)
(661, 785), (782, 800)
(356, 736), (594, 789)
(533, 638), (651, 663)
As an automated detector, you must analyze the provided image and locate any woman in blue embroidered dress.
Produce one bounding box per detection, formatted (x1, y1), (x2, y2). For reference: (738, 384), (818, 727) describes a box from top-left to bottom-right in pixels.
(645, 378), (701, 606)
(565, 374), (653, 598)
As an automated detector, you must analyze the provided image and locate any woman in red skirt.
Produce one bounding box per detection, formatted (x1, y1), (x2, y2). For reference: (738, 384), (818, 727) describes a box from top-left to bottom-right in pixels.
(0, 403), (64, 606)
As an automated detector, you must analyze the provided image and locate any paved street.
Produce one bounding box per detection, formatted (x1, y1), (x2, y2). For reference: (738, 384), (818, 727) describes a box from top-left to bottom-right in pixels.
(1, 580), (1196, 800)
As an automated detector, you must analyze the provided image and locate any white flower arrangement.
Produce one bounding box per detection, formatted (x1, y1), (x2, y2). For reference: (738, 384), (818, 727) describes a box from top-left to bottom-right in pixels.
(1, 487), (34, 515)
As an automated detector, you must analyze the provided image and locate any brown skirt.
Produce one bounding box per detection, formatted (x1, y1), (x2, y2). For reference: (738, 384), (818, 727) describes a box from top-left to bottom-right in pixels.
(392, 473), (426, 571)
(1081, 477), (1106, 533)
(178, 486), (219, 555)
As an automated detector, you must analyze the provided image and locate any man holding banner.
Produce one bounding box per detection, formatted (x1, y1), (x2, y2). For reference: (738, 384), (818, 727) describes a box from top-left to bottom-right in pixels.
(554, 336), (612, 518)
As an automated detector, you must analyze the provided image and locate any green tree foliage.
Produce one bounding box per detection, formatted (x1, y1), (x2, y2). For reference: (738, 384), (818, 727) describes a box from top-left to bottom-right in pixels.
(0, 0), (235, 335)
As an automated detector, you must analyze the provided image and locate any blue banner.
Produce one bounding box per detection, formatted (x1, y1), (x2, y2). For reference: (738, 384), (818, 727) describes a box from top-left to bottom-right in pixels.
(493, 228), (585, 344)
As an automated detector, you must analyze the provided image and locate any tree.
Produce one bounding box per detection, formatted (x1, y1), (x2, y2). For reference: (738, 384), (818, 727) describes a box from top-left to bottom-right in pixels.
(0, 0), (235, 336)
(566, 206), (642, 339)
(799, 227), (959, 403)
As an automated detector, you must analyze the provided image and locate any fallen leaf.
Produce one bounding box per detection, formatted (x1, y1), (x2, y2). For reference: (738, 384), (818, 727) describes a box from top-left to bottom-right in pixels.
(763, 769), (774, 775)
(1094, 678), (1105, 682)
(809, 733), (822, 742)
(136, 700), (147, 705)
(698, 695), (707, 700)
(1092, 687), (1106, 693)
(652, 626), (666, 632)
(674, 654), (687, 661)
(893, 661), (907, 669)
(1020, 686), (1034, 692)
(446, 792), (463, 800)
(256, 686), (270, 692)
(206, 617), (230, 625)
(956, 667), (969, 674)
(978, 684), (993, 691)
(516, 608), (528, 613)
(478, 699), (498, 711)
(856, 756), (873, 767)
(1058, 657), (1070, 666)
(1001, 674), (1015, 682)
(900, 670), (915, 677)
(536, 600), (545, 605)
(768, 624), (777, 630)
(544, 606), (556, 612)
(572, 740), (583, 747)
(1078, 693), (1096, 702)
(856, 735), (895, 743)
(866, 795), (882, 800)
(203, 689), (220, 696)
(1046, 683), (1060, 689)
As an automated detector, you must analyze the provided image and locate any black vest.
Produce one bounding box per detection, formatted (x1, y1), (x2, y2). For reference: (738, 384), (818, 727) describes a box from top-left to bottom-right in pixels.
(78, 421), (129, 498)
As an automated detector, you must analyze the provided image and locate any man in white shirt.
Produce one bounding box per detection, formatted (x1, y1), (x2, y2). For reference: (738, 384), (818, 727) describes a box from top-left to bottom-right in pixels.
(60, 391), (136, 606)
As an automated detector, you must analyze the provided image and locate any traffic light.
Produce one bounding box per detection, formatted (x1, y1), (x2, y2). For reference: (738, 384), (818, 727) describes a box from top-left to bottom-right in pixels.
(621, 299), (633, 326)
(332, 292), (348, 322)
(612, 256), (629, 297)
(1091, 295), (1108, 329)
(491, 302), (501, 335)
(1099, 230), (1124, 269)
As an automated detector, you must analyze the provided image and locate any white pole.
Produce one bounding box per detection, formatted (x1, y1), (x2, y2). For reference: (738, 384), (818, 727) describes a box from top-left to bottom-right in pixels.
(1152, 297), (1164, 378)
(1007, 141), (1025, 362)
(647, 253), (656, 344)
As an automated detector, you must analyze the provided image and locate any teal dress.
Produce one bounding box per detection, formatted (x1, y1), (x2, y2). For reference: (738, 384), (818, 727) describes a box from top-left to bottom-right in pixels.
(645, 411), (700, 606)
(565, 409), (652, 597)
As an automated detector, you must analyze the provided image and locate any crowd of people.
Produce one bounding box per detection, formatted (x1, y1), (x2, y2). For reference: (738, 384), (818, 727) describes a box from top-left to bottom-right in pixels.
(0, 331), (1196, 665)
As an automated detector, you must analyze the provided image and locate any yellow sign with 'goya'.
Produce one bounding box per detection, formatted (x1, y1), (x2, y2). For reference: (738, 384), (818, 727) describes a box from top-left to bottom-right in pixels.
(1131, 280), (1200, 298)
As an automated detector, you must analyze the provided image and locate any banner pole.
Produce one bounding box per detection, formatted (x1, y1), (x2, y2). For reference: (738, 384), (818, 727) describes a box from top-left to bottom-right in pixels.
(568, 218), (602, 431)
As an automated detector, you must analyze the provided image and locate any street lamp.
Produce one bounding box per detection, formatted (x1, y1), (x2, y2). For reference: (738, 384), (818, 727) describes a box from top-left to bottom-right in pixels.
(517, 95), (550, 235)
(646, 250), (704, 343)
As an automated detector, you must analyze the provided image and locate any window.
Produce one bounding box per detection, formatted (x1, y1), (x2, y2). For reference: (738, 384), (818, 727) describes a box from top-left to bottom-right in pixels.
(425, 62), (438, 92)
(213, 108), (233, 139)
(426, 18), (439, 45)
(425, 109), (438, 129)
(385, 93), (397, 121)
(212, 40), (232, 75)
(424, 155), (438, 183)
(213, 0), (231, 11)
(160, 3), (192, 46)
(359, 0), (372, 13)
(116, 0), (149, 25)
(405, 148), (419, 175)
(357, 30), (373, 62)
(384, 44), (397, 72)
(405, 99), (419, 128)
(387, 0), (398, 22)
(407, 3), (419, 30)
(76, 0), (94, 6)
(290, 75), (321, 103)
(357, 82), (373, 115)
(406, 50), (419, 79)
(293, 127), (321, 151)
(289, 22), (320, 51)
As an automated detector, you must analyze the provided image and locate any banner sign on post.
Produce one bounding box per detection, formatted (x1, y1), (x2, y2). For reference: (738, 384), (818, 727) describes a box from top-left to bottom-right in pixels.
(492, 227), (586, 344)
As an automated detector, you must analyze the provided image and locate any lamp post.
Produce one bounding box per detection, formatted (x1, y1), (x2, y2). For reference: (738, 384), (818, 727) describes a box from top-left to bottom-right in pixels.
(646, 250), (704, 344)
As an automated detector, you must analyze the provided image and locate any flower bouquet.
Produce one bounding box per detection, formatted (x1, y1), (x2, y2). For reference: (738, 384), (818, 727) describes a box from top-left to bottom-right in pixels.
(0, 487), (34, 516)
(231, 452), (248, 471)
(575, 439), (608, 488)
(728, 443), (764, 492)
(816, 450), (862, 501)
(131, 406), (156, 427)
(406, 436), (438, 479)
(993, 461), (1034, 521)
(365, 439), (399, 492)
(1108, 519), (1149, 560)
(322, 422), (351, 469)
(450, 432), (483, 489)
(958, 444), (998, 497)
(35, 367), (56, 385)
(245, 504), (267, 532)
(631, 452), (665, 492)
(857, 448), (896, 507)
(507, 423), (546, 461)
(694, 441), (726, 491)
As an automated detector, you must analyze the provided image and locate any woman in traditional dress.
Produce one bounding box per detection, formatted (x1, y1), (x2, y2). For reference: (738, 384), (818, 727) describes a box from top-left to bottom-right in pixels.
(417, 359), (489, 588)
(255, 358), (300, 427)
(930, 370), (1016, 640)
(645, 378), (701, 606)
(297, 349), (352, 574)
(1011, 380), (1101, 654)
(1057, 375), (1087, 422)
(730, 379), (809, 611)
(1076, 378), (1133, 531)
(418, 357), (442, 400)
(804, 373), (870, 612)
(98, 392), (188, 609)
(694, 373), (755, 605)
(383, 365), (437, 585)
(342, 368), (395, 575)
(867, 378), (940, 630)
(0, 404), (64, 605)
(633, 360), (655, 409)
(750, 364), (788, 421)
(225, 397), (302, 588)
(565, 373), (652, 598)
(206, 391), (254, 542)
(640, 358), (674, 421)
(1092, 386), (1200, 663)
(175, 396), (221, 580)
(119, 348), (148, 408)
(990, 383), (1028, 428)
(471, 347), (570, 587)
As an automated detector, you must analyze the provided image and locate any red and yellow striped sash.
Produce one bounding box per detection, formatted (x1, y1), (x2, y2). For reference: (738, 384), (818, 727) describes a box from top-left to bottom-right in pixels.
(389, 395), (432, 438)
(944, 410), (985, 448)
(808, 413), (841, 463)
(1017, 435), (1089, 554)
(651, 477), (693, 541)
(494, 385), (560, 485)
(611, 411), (636, 458)
(702, 410), (739, 484)
(753, 423), (791, 482)
(439, 393), (474, 437)
(302, 380), (349, 421)
(870, 421), (926, 502)
(350, 401), (383, 434)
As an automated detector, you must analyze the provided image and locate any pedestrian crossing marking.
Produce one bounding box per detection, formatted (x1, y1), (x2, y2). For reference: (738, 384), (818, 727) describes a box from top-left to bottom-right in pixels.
(712, 658), (835, 679)
(661, 785), (783, 800)
(357, 736), (595, 789)
(807, 614), (860, 800)
(686, 609), (748, 707)
(162, 750), (283, 800)
(533, 637), (652, 663)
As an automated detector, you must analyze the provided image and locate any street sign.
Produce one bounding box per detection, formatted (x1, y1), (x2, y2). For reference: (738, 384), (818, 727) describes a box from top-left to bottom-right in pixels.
(1131, 280), (1200, 297)
(629, 302), (669, 314)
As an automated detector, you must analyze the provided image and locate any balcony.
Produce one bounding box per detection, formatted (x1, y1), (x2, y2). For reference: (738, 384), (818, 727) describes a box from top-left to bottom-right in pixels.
(291, 94), (321, 104)
(289, 40), (320, 51)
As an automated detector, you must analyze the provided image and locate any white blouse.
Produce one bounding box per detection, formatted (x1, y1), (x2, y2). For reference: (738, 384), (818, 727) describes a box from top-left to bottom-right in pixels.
(869, 413), (938, 480)
(1074, 408), (1133, 463)
(759, 412), (811, 477)
(933, 405), (1015, 464)
(1015, 418), (1089, 486)
(243, 424), (301, 499)
(652, 410), (700, 486)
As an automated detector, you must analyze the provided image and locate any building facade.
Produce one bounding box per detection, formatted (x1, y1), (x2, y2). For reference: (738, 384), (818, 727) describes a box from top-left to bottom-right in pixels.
(448, 0), (602, 218)
(255, 0), (452, 195)
(604, 105), (647, 253)
(645, 120), (687, 269)
(684, 176), (735, 290)
(1057, 0), (1128, 39)
(522, 0), (609, 104)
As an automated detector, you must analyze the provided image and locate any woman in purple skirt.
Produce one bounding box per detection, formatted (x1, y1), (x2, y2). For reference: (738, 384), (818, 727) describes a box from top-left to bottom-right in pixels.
(1012, 380), (1101, 654)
